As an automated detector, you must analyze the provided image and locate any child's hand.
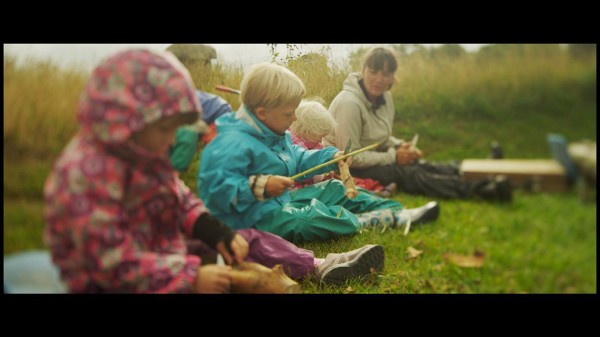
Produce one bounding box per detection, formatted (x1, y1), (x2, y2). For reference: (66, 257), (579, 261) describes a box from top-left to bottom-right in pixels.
(334, 151), (352, 166)
(312, 173), (326, 183)
(216, 234), (249, 265)
(265, 176), (294, 197)
(194, 264), (232, 294)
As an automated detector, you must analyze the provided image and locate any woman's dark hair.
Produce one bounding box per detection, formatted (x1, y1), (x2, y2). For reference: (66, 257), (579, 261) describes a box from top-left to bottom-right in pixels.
(363, 47), (397, 73)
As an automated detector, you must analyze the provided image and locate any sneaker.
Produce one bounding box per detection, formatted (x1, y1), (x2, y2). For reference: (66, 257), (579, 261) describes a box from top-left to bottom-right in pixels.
(316, 245), (384, 285)
(378, 190), (391, 198)
(384, 182), (398, 195)
(357, 209), (396, 230)
(394, 201), (440, 228)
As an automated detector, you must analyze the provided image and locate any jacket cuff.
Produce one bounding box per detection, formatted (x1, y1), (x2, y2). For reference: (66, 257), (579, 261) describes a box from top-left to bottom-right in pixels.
(386, 147), (397, 165)
(249, 174), (271, 201)
(192, 213), (236, 251)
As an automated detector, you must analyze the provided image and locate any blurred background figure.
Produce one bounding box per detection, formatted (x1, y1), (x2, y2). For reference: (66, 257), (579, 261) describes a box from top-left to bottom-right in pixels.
(167, 44), (233, 172)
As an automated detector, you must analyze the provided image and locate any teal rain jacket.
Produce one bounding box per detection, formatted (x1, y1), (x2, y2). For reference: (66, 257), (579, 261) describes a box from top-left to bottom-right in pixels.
(198, 106), (338, 230)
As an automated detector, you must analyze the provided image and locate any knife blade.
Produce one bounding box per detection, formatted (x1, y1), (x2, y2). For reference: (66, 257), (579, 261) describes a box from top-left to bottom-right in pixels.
(343, 140), (352, 162)
(410, 133), (419, 151)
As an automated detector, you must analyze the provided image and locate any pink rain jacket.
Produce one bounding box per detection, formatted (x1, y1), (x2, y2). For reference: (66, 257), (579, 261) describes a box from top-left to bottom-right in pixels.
(44, 49), (206, 293)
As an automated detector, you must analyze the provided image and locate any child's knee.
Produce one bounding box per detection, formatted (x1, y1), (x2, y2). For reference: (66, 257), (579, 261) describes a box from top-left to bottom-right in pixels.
(324, 179), (346, 192)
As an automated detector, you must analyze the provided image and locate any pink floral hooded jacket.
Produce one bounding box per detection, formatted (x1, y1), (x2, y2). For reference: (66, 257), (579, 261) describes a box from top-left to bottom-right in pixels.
(44, 49), (206, 293)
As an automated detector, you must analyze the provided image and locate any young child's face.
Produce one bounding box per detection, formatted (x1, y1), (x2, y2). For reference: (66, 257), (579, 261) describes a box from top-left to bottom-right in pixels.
(258, 102), (300, 136)
(130, 115), (185, 155)
(304, 131), (328, 144)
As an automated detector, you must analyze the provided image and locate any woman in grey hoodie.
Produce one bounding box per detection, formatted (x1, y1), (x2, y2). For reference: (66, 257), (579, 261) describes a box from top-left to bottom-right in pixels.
(325, 47), (511, 202)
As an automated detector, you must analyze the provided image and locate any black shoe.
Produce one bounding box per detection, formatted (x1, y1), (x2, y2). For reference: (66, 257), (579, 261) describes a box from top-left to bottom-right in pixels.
(476, 175), (513, 203)
(395, 201), (440, 227)
(494, 176), (513, 202)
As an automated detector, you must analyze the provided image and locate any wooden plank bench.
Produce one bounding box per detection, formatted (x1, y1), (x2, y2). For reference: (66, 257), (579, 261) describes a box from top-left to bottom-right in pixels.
(460, 159), (568, 193)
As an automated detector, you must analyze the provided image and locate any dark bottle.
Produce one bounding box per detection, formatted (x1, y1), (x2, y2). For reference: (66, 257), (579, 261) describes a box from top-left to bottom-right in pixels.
(490, 141), (504, 159)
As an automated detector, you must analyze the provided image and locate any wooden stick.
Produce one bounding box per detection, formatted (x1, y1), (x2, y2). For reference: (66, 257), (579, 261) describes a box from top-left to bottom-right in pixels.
(230, 262), (301, 294)
(338, 160), (358, 199)
(215, 85), (241, 95)
(290, 143), (379, 180)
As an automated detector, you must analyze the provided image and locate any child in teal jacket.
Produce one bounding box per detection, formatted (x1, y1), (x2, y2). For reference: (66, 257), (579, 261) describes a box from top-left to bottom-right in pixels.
(169, 91), (233, 172)
(199, 62), (439, 242)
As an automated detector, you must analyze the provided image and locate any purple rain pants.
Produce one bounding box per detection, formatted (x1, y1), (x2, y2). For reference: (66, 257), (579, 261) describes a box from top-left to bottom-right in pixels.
(186, 228), (315, 280)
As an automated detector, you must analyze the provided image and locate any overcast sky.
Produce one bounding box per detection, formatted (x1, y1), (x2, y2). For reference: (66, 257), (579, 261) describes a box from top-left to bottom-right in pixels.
(4, 44), (486, 71)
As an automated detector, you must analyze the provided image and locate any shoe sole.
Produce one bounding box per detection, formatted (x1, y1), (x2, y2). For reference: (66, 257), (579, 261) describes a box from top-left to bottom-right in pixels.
(320, 245), (384, 285)
(412, 201), (440, 225)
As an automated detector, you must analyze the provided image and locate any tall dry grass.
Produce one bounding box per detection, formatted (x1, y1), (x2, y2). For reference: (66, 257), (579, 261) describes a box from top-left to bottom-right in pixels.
(4, 55), (87, 159)
(184, 61), (245, 110)
(3, 55), (248, 160)
(391, 44), (596, 123)
(4, 44), (595, 162)
(287, 53), (349, 104)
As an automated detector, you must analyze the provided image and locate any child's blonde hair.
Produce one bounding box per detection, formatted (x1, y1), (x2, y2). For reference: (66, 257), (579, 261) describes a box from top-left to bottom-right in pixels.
(240, 62), (306, 111)
(289, 98), (337, 141)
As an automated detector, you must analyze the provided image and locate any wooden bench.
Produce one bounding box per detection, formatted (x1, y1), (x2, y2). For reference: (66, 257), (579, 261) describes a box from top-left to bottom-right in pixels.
(460, 159), (568, 193)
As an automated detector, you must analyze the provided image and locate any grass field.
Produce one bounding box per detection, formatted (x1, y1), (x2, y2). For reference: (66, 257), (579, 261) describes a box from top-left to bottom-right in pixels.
(4, 44), (596, 293)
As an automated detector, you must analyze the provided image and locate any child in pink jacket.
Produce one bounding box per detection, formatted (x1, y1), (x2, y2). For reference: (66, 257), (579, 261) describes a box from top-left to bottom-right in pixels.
(289, 99), (397, 197)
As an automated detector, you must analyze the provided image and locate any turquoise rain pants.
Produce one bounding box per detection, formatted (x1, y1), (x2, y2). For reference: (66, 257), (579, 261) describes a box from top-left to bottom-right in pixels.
(255, 179), (402, 242)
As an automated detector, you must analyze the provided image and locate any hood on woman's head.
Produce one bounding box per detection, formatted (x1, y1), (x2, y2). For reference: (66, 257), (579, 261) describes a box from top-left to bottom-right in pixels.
(77, 49), (202, 145)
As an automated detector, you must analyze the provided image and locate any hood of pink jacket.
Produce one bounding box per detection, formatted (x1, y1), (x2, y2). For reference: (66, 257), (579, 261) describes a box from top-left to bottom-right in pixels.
(77, 49), (201, 145)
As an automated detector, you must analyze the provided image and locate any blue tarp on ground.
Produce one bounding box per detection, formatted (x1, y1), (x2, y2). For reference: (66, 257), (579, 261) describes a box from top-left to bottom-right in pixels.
(4, 250), (66, 294)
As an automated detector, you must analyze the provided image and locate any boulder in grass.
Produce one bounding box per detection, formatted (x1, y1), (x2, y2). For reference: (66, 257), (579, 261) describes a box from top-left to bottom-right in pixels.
(166, 44), (217, 65)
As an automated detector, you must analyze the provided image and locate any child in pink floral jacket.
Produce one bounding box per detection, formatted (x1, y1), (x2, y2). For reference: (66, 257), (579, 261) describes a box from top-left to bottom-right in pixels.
(43, 49), (385, 293)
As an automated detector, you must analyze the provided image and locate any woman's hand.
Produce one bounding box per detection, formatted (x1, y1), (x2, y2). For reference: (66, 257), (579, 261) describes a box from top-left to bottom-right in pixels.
(216, 234), (248, 265)
(265, 175), (294, 197)
(395, 143), (422, 166)
(194, 264), (232, 294)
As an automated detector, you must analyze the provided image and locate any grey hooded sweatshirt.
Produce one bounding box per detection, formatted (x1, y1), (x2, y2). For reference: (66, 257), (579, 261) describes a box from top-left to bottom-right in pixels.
(324, 73), (404, 169)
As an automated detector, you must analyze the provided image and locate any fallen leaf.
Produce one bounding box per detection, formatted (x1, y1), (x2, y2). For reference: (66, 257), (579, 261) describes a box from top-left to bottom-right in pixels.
(414, 240), (426, 249)
(433, 263), (444, 271)
(442, 252), (485, 268)
(406, 246), (423, 259)
(343, 286), (355, 294)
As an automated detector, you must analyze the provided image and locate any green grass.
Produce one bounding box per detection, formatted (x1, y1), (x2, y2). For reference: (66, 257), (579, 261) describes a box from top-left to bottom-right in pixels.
(4, 158), (54, 200)
(297, 192), (596, 294)
(3, 44), (596, 293)
(4, 199), (46, 254)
